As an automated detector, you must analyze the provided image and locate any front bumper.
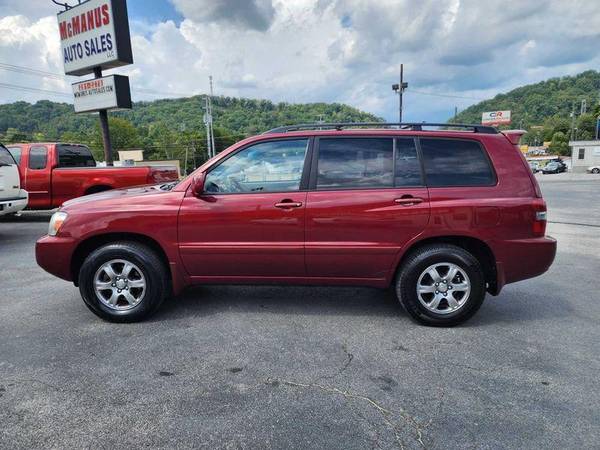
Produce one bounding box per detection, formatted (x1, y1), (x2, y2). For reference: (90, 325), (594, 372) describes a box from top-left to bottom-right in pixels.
(0, 193), (28, 216)
(36, 235), (77, 281)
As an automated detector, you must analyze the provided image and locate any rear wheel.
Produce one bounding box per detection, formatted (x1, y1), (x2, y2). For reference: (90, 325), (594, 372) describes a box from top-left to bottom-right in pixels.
(79, 242), (169, 322)
(396, 244), (486, 326)
(592, 168), (600, 174)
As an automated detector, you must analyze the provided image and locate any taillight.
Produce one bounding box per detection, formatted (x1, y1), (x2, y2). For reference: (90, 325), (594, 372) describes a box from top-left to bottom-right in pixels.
(532, 201), (547, 237)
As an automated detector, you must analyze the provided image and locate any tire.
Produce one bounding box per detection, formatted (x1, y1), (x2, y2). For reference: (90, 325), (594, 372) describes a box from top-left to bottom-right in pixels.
(592, 168), (600, 174)
(395, 244), (486, 326)
(78, 242), (169, 322)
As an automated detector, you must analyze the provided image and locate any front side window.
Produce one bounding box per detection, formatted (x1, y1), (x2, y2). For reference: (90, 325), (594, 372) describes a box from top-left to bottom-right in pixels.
(316, 138), (393, 189)
(420, 138), (495, 187)
(204, 139), (308, 194)
(0, 145), (17, 166)
(58, 145), (95, 167)
(29, 146), (48, 170)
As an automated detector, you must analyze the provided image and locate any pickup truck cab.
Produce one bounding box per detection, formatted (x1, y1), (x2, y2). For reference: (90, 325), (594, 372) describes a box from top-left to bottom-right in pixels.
(0, 143), (28, 216)
(6, 143), (178, 209)
(36, 123), (556, 326)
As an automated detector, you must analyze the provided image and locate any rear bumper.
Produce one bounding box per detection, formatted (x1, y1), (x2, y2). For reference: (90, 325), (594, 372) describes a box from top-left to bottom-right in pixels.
(0, 193), (28, 216)
(36, 235), (77, 282)
(494, 236), (557, 292)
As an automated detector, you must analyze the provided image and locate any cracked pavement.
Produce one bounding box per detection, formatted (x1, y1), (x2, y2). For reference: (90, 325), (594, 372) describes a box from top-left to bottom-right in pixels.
(1, 177), (599, 449)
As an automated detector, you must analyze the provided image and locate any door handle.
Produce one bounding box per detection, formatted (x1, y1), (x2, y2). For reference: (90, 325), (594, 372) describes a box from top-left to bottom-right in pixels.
(394, 197), (424, 206)
(275, 200), (303, 209)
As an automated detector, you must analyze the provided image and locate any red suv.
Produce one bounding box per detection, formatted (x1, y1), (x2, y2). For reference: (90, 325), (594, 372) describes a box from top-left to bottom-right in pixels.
(36, 123), (556, 326)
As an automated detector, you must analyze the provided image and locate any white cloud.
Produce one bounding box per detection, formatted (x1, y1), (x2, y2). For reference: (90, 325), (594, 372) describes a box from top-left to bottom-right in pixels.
(1, 0), (600, 122)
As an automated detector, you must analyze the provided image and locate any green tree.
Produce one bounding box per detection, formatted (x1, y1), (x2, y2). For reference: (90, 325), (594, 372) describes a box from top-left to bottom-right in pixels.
(548, 131), (570, 156)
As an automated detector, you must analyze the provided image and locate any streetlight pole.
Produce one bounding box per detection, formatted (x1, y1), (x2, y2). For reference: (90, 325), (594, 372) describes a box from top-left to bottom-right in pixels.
(392, 64), (408, 123)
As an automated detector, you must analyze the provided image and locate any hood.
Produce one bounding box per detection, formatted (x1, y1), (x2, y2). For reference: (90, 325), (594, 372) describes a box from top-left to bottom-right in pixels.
(62, 184), (171, 209)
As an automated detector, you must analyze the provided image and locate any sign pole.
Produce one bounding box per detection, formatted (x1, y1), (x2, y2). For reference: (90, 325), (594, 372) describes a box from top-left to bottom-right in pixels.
(93, 67), (113, 166)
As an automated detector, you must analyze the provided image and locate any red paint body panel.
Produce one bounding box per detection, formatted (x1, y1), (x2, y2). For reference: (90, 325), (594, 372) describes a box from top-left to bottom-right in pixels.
(11, 143), (178, 209)
(36, 129), (557, 297)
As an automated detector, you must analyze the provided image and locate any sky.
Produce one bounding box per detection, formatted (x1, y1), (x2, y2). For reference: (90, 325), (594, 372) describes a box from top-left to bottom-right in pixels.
(1, 0), (600, 122)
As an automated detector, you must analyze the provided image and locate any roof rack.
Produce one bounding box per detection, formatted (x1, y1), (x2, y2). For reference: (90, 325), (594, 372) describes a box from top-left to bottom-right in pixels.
(263, 122), (498, 134)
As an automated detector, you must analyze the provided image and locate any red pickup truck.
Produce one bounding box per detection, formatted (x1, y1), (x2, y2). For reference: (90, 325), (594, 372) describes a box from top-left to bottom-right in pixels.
(6, 143), (178, 209)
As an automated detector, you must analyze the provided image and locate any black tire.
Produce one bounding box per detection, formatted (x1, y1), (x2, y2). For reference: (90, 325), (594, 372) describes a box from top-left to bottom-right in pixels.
(78, 242), (169, 322)
(396, 244), (486, 326)
(592, 168), (600, 174)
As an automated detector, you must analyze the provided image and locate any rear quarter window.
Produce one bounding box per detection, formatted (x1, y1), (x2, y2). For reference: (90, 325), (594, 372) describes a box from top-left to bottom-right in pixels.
(420, 138), (496, 187)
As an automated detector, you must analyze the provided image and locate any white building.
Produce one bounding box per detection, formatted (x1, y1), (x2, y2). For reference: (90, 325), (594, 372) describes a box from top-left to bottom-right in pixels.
(569, 140), (600, 173)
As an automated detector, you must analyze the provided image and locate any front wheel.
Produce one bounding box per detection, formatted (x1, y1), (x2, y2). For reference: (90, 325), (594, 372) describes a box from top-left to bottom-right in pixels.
(396, 244), (486, 326)
(592, 168), (600, 174)
(79, 242), (169, 322)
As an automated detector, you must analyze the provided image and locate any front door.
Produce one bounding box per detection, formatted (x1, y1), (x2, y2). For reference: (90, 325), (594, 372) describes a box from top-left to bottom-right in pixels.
(178, 138), (310, 280)
(305, 137), (430, 280)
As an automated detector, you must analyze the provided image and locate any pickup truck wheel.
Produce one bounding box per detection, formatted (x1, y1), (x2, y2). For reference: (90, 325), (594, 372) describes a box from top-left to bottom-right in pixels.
(79, 242), (168, 322)
(396, 244), (486, 326)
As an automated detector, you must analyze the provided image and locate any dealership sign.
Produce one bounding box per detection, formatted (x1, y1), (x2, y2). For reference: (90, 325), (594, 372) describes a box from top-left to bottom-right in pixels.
(482, 110), (511, 125)
(72, 75), (131, 113)
(57, 0), (133, 76)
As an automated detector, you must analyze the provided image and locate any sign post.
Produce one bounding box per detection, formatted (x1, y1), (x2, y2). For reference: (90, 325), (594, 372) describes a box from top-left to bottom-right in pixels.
(56, 0), (133, 166)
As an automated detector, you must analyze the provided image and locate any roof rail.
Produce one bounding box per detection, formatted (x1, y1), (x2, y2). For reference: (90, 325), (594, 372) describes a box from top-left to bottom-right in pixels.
(263, 122), (498, 134)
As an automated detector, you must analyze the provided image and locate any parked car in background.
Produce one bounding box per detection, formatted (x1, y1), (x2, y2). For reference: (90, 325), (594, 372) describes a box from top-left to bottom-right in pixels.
(5, 143), (179, 210)
(528, 161), (540, 173)
(36, 123), (556, 326)
(0, 143), (28, 217)
(587, 166), (600, 174)
(541, 161), (566, 174)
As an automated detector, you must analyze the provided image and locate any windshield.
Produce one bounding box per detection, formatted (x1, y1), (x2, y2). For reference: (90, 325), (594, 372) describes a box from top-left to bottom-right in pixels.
(0, 144), (17, 166)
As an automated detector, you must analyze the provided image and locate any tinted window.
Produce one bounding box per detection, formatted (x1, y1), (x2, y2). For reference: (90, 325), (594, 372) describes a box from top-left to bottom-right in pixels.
(420, 138), (495, 187)
(205, 139), (308, 194)
(6, 146), (21, 165)
(395, 138), (422, 186)
(0, 146), (17, 165)
(317, 138), (393, 189)
(29, 146), (48, 170)
(58, 145), (95, 167)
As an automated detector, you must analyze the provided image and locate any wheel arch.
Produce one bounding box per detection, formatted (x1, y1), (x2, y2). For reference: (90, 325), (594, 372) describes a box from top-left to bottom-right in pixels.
(84, 185), (113, 195)
(393, 235), (498, 294)
(70, 232), (171, 289)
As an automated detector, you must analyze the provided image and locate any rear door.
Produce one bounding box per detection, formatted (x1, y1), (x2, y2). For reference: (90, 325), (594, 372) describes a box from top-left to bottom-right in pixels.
(305, 137), (430, 280)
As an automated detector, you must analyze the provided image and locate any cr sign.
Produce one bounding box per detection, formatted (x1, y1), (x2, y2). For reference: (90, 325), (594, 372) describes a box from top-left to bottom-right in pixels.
(57, 0), (133, 76)
(482, 110), (511, 125)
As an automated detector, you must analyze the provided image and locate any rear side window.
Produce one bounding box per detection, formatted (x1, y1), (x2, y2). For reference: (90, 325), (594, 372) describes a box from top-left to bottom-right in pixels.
(420, 138), (495, 187)
(316, 138), (393, 189)
(57, 145), (95, 167)
(395, 138), (422, 186)
(0, 146), (17, 165)
(29, 146), (48, 170)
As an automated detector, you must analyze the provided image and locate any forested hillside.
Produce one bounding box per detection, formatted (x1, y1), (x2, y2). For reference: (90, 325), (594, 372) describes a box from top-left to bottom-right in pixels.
(452, 70), (600, 154)
(0, 96), (381, 163)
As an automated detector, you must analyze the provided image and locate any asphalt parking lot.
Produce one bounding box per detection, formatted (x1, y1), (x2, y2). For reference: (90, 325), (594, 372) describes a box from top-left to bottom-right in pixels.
(1, 176), (599, 449)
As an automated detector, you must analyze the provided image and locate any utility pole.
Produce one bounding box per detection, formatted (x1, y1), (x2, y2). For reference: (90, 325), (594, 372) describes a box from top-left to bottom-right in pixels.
(209, 75), (216, 157)
(204, 96), (212, 159)
(454, 106), (458, 122)
(392, 64), (408, 123)
(570, 102), (577, 141)
(581, 99), (587, 115)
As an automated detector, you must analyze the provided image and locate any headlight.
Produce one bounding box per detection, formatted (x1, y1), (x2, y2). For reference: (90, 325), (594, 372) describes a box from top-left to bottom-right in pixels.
(48, 211), (68, 236)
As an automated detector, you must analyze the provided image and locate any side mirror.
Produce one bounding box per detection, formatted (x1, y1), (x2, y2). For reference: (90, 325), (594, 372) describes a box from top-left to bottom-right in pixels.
(191, 172), (206, 197)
